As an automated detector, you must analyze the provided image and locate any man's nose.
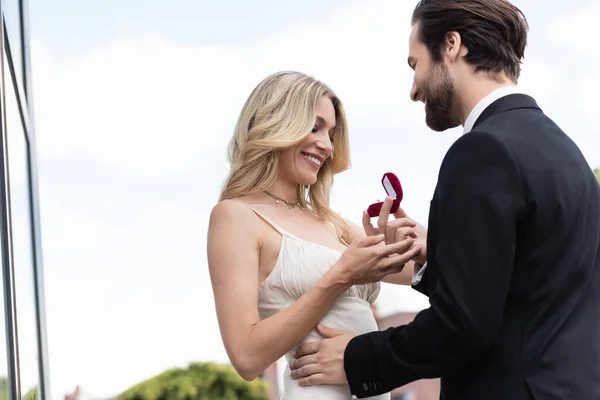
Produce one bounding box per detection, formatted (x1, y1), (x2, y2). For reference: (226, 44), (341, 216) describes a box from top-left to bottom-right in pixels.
(410, 83), (419, 102)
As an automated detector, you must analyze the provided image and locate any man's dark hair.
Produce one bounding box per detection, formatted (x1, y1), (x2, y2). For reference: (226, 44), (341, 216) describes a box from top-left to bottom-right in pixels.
(411, 0), (528, 82)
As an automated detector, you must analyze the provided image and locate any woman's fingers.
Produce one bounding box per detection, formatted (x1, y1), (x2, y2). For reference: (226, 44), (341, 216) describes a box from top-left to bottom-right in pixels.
(380, 245), (422, 271)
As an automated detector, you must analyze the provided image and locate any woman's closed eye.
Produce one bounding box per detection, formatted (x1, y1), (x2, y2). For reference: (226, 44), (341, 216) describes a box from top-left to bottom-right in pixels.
(312, 124), (334, 143)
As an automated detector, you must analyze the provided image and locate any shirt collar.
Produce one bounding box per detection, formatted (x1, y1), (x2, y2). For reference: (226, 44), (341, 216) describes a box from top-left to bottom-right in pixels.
(463, 85), (524, 134)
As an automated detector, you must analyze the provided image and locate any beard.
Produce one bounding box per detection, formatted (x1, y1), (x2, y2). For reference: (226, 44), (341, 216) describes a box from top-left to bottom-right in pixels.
(422, 62), (461, 132)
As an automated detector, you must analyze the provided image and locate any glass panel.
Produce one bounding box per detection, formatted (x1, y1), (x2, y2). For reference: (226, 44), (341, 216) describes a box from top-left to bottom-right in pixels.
(2, 1), (23, 93)
(4, 55), (38, 398)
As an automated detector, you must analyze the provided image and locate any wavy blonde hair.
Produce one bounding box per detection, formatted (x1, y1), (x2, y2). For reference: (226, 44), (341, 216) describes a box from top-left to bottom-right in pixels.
(220, 71), (351, 244)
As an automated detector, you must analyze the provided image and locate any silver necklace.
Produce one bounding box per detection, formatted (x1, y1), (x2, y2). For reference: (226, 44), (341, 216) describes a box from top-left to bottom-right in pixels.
(264, 191), (302, 210)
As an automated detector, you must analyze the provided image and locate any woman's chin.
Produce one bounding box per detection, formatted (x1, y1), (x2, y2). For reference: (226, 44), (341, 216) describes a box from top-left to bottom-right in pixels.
(288, 166), (320, 187)
(296, 173), (318, 187)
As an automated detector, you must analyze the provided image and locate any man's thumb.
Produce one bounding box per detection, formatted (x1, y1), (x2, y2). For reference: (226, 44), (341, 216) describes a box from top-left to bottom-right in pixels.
(393, 206), (408, 219)
(317, 324), (344, 338)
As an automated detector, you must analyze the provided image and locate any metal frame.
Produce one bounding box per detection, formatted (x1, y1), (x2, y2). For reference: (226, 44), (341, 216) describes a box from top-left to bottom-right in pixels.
(20, 0), (52, 397)
(0, 0), (50, 398)
(0, 8), (23, 399)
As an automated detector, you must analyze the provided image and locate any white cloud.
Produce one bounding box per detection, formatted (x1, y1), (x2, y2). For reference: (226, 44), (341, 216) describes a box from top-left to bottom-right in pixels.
(29, 0), (600, 398)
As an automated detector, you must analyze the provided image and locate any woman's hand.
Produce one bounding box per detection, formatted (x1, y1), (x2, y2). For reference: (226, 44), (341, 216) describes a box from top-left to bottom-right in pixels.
(332, 231), (421, 286)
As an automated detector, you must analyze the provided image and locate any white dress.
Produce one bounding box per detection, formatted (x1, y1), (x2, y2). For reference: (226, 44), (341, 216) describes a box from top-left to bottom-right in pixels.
(250, 207), (390, 400)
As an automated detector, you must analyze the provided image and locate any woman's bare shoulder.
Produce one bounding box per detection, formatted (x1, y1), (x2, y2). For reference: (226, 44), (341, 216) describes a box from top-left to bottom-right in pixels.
(209, 198), (261, 234)
(211, 198), (250, 217)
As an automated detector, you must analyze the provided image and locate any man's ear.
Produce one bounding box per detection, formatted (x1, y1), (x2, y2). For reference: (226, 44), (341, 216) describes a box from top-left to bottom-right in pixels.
(445, 31), (466, 62)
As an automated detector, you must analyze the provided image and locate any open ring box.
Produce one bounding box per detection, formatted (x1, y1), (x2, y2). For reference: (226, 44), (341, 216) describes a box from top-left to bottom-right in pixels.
(367, 172), (403, 218)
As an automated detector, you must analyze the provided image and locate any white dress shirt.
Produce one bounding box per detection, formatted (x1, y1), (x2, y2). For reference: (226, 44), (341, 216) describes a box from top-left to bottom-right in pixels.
(411, 85), (524, 285)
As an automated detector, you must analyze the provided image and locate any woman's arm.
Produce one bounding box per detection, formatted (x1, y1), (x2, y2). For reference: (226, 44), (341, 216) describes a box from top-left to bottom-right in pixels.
(207, 200), (350, 381)
(344, 218), (415, 285)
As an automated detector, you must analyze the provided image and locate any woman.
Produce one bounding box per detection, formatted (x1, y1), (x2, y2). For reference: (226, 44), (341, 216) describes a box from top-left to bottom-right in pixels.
(207, 71), (422, 399)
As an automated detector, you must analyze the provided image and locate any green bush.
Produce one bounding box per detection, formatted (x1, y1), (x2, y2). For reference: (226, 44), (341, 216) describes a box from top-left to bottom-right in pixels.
(0, 377), (7, 400)
(0, 378), (37, 400)
(24, 386), (38, 400)
(116, 362), (270, 400)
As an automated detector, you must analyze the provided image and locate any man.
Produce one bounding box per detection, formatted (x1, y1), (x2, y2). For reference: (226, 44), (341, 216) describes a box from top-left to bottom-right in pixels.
(289, 0), (600, 399)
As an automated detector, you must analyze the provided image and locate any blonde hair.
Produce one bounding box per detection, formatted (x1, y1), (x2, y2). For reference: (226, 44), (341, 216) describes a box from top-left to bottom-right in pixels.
(220, 71), (351, 244)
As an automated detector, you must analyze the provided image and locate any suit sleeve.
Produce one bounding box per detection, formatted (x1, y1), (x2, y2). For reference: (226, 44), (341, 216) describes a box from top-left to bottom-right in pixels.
(344, 132), (526, 398)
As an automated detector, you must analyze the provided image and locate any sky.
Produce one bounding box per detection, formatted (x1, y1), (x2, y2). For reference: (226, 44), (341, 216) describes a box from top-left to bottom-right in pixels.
(11, 0), (600, 398)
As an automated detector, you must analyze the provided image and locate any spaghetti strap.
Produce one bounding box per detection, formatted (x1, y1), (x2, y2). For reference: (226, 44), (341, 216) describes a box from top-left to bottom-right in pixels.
(246, 205), (286, 235)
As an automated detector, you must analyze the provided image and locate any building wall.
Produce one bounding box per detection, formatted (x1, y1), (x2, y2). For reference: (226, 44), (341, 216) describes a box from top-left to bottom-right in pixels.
(0, 2), (50, 399)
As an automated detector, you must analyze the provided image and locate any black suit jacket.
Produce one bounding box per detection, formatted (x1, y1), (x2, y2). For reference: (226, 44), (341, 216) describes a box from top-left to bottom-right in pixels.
(344, 94), (600, 399)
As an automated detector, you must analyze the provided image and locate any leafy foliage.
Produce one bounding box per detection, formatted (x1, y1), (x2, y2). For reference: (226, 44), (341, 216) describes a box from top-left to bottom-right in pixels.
(0, 378), (37, 400)
(24, 386), (39, 400)
(116, 362), (270, 400)
(0, 377), (7, 400)
(595, 168), (599, 184)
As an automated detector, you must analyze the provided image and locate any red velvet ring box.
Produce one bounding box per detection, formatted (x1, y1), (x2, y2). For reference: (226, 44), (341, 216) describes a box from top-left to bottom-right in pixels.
(367, 172), (403, 218)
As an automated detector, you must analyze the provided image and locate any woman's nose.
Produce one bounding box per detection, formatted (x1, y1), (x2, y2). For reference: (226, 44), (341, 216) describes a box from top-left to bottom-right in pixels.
(316, 137), (332, 155)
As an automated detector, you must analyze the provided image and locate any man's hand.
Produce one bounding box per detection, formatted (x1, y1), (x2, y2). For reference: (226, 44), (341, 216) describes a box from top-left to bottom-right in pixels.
(290, 324), (355, 386)
(363, 197), (427, 266)
(363, 197), (416, 245)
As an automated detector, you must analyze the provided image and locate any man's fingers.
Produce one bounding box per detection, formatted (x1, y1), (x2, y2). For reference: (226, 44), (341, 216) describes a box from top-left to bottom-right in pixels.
(386, 222), (414, 243)
(294, 341), (320, 358)
(395, 227), (417, 242)
(386, 217), (416, 230)
(385, 218), (416, 245)
(290, 353), (318, 370)
(290, 363), (322, 380)
(297, 373), (326, 387)
(393, 206), (408, 219)
(316, 324), (346, 339)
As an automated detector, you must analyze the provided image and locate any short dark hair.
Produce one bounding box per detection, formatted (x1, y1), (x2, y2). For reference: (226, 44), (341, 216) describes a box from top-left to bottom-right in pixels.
(411, 0), (528, 82)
